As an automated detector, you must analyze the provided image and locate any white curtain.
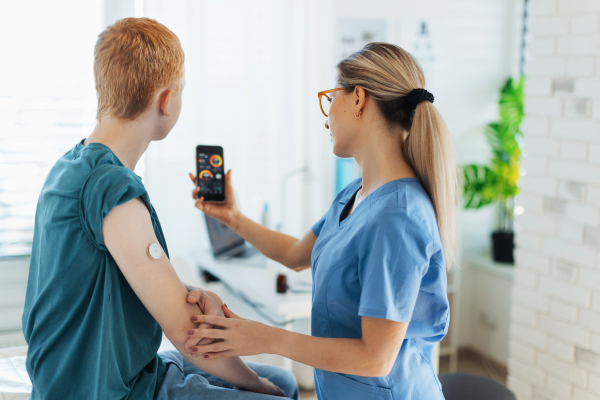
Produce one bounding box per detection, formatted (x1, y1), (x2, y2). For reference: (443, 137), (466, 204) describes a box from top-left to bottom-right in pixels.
(142, 0), (336, 259)
(0, 0), (102, 332)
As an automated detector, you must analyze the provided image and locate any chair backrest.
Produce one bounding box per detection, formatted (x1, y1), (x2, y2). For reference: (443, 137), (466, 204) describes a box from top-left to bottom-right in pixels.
(438, 373), (516, 400)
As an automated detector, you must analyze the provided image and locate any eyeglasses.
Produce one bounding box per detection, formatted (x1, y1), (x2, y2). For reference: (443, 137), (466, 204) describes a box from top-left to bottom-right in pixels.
(317, 88), (346, 117)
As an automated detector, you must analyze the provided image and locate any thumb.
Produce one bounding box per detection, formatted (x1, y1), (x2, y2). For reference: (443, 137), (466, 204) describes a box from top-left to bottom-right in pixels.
(222, 304), (241, 319)
(187, 289), (204, 304)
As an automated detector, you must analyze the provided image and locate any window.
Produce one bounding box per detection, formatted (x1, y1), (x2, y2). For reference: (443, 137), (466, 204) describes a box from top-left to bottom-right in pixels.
(0, 1), (102, 257)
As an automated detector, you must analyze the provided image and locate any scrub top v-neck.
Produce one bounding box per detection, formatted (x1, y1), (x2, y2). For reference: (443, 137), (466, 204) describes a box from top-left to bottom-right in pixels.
(310, 177), (449, 400)
(338, 187), (360, 223)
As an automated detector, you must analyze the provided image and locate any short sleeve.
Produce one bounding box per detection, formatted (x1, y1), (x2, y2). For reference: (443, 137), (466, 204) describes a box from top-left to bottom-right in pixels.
(312, 213), (327, 238)
(357, 210), (435, 322)
(80, 164), (147, 251)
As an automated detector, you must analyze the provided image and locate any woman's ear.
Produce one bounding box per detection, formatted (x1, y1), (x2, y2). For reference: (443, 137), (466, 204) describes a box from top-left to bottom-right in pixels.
(354, 86), (366, 115)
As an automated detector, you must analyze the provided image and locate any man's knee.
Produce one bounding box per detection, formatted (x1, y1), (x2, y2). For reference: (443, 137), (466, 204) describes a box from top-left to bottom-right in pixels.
(267, 366), (298, 399)
(246, 362), (299, 400)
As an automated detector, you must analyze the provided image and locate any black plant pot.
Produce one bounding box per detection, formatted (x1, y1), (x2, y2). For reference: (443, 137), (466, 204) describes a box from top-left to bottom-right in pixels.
(491, 231), (514, 264)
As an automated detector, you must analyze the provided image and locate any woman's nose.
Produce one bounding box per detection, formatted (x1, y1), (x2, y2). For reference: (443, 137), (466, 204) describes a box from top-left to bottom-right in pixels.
(324, 120), (329, 129)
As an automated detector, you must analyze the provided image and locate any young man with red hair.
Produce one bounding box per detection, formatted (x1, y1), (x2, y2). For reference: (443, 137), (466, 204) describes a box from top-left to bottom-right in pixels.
(22, 17), (297, 400)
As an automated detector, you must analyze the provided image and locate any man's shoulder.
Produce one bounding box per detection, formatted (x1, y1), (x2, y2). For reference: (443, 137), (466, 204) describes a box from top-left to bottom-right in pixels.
(46, 142), (138, 195)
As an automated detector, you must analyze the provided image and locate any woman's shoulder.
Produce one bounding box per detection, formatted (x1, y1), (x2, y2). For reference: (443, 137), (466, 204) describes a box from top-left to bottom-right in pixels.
(369, 179), (440, 240)
(371, 178), (434, 214)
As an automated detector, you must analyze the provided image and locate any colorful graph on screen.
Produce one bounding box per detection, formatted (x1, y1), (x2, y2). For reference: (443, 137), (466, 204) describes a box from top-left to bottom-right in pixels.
(209, 155), (223, 167)
(197, 151), (224, 196)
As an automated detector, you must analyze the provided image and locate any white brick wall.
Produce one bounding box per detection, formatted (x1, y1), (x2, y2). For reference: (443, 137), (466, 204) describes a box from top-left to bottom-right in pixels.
(508, 1), (600, 399)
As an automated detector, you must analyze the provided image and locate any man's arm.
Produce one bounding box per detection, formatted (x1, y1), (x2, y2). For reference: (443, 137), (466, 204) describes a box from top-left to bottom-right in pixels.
(102, 197), (278, 393)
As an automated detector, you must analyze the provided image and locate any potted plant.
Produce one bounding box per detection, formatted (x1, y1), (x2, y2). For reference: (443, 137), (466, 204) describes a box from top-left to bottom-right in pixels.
(462, 77), (524, 264)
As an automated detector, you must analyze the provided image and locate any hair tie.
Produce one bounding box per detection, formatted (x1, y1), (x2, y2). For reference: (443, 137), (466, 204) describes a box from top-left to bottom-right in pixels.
(405, 88), (434, 111)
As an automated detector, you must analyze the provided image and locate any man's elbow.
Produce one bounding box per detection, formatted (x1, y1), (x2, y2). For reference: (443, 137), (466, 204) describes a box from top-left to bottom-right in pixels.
(163, 322), (195, 348)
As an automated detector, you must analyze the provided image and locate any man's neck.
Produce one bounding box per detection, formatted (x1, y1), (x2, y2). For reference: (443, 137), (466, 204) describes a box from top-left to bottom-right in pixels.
(84, 115), (154, 171)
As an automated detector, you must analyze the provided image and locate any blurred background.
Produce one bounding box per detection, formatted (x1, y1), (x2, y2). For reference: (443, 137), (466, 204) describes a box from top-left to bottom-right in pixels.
(2, 1), (600, 399)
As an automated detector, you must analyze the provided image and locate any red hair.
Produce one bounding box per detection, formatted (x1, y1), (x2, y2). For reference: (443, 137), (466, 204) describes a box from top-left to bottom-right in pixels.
(94, 18), (184, 120)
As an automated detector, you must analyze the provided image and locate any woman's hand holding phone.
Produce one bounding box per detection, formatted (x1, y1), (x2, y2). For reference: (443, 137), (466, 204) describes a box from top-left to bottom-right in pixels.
(189, 170), (241, 231)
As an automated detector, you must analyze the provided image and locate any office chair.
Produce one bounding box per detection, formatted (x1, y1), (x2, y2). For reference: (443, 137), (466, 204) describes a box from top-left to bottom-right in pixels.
(439, 373), (516, 400)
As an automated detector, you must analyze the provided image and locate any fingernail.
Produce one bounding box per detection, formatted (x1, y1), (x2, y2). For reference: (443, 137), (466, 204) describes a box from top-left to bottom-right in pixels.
(204, 355), (209, 359)
(188, 294), (197, 300)
(192, 347), (198, 352)
(191, 316), (198, 321)
(188, 330), (194, 335)
(223, 304), (228, 308)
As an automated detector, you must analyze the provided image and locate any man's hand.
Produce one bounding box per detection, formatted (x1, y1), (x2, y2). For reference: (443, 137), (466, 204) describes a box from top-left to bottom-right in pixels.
(251, 377), (287, 397)
(184, 287), (226, 352)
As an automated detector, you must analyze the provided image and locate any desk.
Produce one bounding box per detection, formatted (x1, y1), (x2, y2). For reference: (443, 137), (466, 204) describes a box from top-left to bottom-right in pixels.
(193, 251), (313, 371)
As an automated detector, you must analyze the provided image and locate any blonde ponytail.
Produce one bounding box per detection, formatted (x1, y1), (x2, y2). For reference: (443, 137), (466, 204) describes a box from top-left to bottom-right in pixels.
(405, 101), (459, 270)
(337, 42), (459, 270)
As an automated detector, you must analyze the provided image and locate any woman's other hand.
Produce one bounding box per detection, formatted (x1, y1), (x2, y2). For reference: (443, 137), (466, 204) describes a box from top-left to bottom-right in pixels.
(184, 289), (225, 352)
(187, 305), (273, 359)
(189, 169), (241, 230)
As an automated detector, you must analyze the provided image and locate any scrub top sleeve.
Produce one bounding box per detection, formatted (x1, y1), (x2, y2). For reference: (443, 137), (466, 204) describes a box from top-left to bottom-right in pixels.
(80, 164), (148, 251)
(312, 213), (327, 238)
(357, 211), (433, 323)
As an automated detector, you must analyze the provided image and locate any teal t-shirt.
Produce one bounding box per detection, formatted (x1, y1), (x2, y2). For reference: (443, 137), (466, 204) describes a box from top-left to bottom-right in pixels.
(22, 139), (167, 399)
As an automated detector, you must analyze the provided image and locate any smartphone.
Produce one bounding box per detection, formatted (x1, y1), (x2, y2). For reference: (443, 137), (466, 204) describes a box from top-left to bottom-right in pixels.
(196, 145), (226, 203)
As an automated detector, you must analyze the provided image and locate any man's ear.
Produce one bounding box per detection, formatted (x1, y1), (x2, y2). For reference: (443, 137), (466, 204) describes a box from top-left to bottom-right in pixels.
(159, 88), (174, 117)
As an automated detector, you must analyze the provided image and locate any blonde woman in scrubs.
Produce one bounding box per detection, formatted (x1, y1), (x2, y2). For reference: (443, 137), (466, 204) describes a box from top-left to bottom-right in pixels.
(187, 42), (457, 400)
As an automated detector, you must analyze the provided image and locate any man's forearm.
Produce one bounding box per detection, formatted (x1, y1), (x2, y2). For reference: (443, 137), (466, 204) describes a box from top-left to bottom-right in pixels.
(171, 341), (262, 391)
(177, 288), (260, 388)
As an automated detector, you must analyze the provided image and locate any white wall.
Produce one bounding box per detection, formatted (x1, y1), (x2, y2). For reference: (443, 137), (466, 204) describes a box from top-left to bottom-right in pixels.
(139, 0), (525, 268)
(332, 0), (525, 358)
(507, 1), (600, 399)
(142, 0), (316, 262)
(1, 1), (525, 363)
(135, 1), (526, 368)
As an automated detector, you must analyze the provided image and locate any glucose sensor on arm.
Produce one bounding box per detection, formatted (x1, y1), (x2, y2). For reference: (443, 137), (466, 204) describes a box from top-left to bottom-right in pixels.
(147, 243), (162, 260)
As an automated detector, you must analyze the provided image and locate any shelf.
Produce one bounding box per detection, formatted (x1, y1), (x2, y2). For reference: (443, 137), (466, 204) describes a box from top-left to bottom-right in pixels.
(468, 254), (515, 281)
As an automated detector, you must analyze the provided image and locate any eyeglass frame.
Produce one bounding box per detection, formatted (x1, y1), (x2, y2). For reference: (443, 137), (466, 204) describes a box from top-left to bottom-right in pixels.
(317, 88), (347, 117)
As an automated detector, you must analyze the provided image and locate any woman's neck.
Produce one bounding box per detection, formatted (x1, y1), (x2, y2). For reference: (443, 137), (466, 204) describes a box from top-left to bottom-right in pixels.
(354, 127), (416, 197)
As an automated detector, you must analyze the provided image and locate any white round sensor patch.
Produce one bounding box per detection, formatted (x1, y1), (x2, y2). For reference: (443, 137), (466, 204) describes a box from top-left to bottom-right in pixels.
(148, 243), (162, 260)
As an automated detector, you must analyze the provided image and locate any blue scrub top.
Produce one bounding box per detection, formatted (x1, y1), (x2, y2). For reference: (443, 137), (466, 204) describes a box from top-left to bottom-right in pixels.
(311, 177), (449, 400)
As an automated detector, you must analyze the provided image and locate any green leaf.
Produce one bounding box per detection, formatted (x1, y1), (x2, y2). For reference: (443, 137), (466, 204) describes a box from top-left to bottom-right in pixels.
(462, 164), (499, 209)
(499, 77), (524, 128)
(460, 77), (524, 229)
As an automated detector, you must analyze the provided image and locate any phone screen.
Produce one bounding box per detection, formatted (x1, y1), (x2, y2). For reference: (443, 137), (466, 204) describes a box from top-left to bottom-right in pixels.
(196, 145), (225, 202)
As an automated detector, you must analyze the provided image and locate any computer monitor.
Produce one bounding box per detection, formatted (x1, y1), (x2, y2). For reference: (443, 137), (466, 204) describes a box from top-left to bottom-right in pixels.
(204, 214), (245, 257)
